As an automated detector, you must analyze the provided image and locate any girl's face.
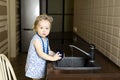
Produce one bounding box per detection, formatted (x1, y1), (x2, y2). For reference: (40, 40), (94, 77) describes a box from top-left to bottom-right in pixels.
(37, 20), (51, 38)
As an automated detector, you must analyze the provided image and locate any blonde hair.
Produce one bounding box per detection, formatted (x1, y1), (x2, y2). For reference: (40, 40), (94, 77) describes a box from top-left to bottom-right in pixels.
(33, 14), (53, 32)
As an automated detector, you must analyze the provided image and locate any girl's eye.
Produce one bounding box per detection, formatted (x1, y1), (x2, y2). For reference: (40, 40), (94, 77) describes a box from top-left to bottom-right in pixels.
(46, 28), (49, 30)
(40, 27), (43, 29)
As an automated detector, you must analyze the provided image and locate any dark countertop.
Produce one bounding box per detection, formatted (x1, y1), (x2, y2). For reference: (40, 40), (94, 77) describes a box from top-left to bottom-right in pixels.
(47, 50), (120, 79)
(47, 32), (120, 79)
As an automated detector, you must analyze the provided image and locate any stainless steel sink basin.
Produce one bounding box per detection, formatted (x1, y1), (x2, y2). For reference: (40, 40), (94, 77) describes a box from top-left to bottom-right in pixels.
(53, 57), (101, 70)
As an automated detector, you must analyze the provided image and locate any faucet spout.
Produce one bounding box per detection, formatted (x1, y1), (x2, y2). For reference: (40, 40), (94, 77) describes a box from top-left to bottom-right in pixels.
(69, 45), (90, 57)
(69, 44), (95, 62)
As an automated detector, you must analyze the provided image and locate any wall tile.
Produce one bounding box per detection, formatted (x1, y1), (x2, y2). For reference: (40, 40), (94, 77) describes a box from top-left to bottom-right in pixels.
(74, 0), (120, 67)
(108, 7), (114, 16)
(109, 0), (115, 7)
(118, 59), (120, 67)
(112, 36), (119, 47)
(113, 26), (119, 37)
(114, 7), (120, 16)
(113, 17), (120, 26)
(110, 54), (118, 64)
(106, 42), (112, 52)
(111, 45), (119, 57)
(115, 0), (120, 7)
(107, 25), (113, 34)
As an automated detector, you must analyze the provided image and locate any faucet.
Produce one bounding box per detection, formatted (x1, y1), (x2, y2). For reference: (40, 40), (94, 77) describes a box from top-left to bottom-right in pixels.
(69, 44), (95, 62)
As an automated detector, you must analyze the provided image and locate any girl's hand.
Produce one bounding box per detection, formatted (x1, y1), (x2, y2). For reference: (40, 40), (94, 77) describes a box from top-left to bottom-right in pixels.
(53, 52), (62, 61)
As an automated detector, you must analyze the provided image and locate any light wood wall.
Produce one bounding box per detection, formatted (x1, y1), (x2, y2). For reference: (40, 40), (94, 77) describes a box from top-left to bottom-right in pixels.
(0, 0), (20, 57)
(0, 0), (8, 56)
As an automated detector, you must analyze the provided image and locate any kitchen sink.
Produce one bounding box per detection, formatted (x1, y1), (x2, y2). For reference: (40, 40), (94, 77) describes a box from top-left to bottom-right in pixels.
(53, 57), (101, 70)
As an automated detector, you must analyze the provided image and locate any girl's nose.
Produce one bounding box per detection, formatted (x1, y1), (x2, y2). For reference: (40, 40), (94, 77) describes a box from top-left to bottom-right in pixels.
(43, 29), (46, 32)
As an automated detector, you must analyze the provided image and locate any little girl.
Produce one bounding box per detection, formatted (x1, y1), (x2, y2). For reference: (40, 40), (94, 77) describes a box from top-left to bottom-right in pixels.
(25, 14), (61, 80)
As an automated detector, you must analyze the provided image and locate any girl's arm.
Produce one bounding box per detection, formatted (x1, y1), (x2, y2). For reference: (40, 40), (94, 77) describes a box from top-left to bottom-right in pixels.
(33, 39), (61, 61)
(48, 46), (55, 56)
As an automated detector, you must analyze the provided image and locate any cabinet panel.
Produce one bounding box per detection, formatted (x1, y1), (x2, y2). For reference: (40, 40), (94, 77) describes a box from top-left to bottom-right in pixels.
(21, 30), (35, 52)
(64, 15), (73, 32)
(21, 0), (40, 29)
(50, 15), (62, 32)
(47, 0), (63, 14)
(64, 0), (74, 14)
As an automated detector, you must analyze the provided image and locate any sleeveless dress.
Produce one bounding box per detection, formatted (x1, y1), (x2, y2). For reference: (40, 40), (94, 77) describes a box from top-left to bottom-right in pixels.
(25, 33), (48, 79)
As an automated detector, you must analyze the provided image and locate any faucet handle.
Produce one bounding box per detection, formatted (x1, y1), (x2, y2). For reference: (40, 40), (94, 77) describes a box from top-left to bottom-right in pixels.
(89, 44), (95, 62)
(89, 44), (95, 49)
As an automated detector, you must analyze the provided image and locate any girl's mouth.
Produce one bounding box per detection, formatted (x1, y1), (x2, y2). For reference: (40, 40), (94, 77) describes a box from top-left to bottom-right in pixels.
(42, 33), (46, 36)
